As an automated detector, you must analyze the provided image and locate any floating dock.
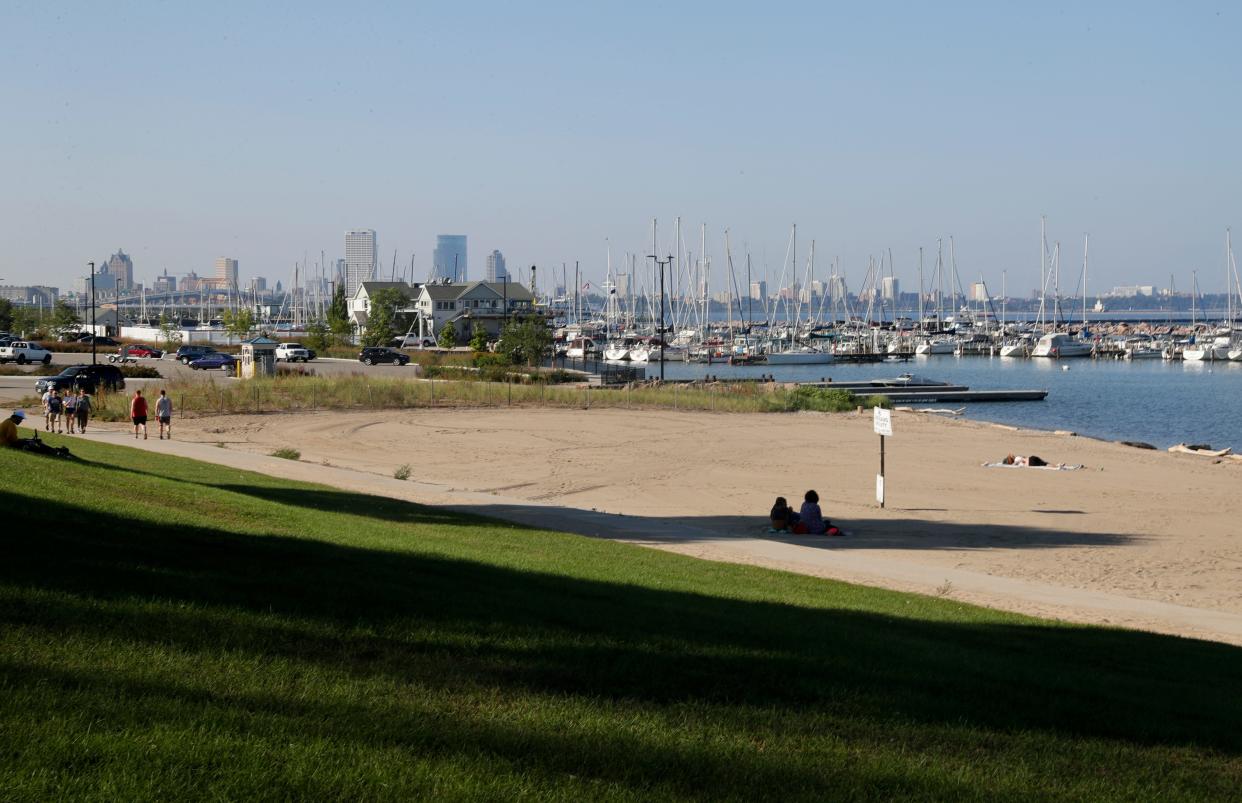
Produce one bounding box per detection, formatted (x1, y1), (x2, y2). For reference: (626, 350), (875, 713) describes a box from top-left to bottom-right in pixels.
(870, 388), (1048, 404)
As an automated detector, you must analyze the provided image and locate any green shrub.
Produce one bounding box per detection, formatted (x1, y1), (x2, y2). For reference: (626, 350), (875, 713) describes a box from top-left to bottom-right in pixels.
(393, 464), (411, 481)
(270, 447), (301, 460)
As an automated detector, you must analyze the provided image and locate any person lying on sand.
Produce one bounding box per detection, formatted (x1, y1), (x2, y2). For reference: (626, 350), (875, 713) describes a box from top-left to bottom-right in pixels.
(984, 454), (1082, 470)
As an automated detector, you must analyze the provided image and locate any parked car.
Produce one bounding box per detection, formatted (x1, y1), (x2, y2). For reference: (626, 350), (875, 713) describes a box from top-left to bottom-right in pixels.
(0, 340), (53, 365)
(189, 353), (238, 371)
(174, 345), (217, 365)
(275, 342), (311, 362)
(110, 344), (163, 362)
(35, 364), (126, 394)
(75, 335), (119, 346)
(390, 335), (437, 349)
(358, 347), (409, 366)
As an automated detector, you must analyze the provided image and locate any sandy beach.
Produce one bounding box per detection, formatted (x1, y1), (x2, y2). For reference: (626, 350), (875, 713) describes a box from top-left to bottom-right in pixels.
(72, 405), (1242, 644)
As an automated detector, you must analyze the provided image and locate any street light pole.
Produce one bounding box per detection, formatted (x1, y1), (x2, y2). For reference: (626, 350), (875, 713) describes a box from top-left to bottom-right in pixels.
(88, 262), (97, 366)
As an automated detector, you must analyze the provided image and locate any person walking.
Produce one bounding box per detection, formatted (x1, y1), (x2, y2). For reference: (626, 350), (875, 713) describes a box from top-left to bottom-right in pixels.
(155, 389), (173, 440)
(130, 389), (149, 440)
(41, 387), (54, 431)
(63, 390), (78, 434)
(75, 390), (92, 434)
(46, 390), (64, 434)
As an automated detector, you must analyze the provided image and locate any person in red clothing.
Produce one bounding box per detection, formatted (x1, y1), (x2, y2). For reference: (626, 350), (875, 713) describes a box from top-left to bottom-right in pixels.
(130, 389), (149, 440)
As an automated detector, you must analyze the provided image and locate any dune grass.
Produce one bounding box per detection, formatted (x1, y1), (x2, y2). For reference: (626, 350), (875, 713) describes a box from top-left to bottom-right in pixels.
(1, 437), (1240, 800)
(63, 374), (887, 419)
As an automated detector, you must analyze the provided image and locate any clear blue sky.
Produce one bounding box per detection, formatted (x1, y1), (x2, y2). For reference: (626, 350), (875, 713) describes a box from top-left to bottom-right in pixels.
(3, 1), (1240, 296)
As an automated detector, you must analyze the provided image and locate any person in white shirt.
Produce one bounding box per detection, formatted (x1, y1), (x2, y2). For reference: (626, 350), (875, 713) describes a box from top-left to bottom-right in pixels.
(155, 389), (173, 440)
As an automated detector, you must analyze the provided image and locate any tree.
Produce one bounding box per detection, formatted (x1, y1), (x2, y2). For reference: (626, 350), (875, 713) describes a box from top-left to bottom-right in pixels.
(10, 305), (43, 339)
(304, 320), (331, 353)
(50, 299), (81, 335)
(438, 320), (458, 349)
(158, 314), (182, 352)
(500, 316), (552, 366)
(221, 308), (255, 342)
(360, 287), (405, 347)
(326, 286), (352, 345)
(0, 298), (13, 332)
(469, 322), (489, 352)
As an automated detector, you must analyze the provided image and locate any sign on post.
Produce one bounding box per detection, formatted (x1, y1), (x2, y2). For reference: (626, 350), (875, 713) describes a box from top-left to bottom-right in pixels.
(873, 407), (893, 437)
(873, 407), (892, 507)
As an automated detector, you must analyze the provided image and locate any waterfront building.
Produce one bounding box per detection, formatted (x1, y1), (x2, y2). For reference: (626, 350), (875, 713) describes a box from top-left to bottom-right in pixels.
(485, 250), (508, 283)
(433, 235), (468, 282)
(414, 280), (535, 342)
(0, 285), (58, 305)
(881, 276), (901, 302)
(106, 249), (134, 291)
(345, 229), (378, 298)
(215, 257), (239, 288)
(153, 270), (177, 293)
(749, 281), (767, 301)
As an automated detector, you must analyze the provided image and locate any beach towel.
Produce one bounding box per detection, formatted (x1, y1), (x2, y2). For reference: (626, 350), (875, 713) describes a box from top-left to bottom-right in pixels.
(981, 462), (1084, 471)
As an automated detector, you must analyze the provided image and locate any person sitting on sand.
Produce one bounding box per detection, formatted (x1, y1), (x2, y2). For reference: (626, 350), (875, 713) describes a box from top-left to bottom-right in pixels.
(769, 496), (799, 531)
(797, 490), (829, 535)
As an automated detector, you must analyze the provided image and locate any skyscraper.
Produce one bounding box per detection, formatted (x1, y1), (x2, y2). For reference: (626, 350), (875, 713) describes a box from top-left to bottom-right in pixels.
(345, 229), (377, 297)
(215, 257), (239, 288)
(433, 235), (467, 282)
(881, 276), (901, 301)
(107, 249), (134, 291)
(485, 249), (507, 282)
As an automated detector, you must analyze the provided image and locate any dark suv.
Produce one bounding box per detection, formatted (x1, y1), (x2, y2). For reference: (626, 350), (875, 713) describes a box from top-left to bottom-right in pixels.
(358, 347), (409, 366)
(34, 364), (126, 395)
(175, 345), (217, 365)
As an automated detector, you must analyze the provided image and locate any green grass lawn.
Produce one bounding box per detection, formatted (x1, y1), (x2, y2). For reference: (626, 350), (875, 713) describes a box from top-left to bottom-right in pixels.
(2, 437), (1240, 801)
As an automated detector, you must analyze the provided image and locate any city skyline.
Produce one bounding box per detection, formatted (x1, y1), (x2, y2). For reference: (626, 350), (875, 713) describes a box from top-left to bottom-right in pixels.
(3, 4), (1241, 295)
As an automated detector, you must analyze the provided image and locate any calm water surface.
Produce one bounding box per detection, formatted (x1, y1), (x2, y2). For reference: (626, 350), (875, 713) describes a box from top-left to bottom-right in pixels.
(659, 356), (1242, 451)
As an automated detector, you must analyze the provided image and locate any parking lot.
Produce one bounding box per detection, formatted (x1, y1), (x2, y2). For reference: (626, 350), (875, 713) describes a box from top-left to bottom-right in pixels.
(0, 351), (424, 406)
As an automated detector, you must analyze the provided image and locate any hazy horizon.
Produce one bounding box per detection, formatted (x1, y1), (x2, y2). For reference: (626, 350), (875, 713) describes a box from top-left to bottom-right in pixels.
(3, 2), (1241, 295)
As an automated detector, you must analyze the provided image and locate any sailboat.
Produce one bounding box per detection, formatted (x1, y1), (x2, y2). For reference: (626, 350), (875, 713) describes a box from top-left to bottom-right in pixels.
(1032, 232), (1093, 358)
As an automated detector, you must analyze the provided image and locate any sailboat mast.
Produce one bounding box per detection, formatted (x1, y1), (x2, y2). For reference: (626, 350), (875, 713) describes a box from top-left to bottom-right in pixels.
(1082, 233), (1089, 328)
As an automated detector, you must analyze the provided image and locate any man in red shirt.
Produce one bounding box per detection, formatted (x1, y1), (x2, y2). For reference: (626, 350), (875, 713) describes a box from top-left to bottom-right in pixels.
(130, 389), (149, 440)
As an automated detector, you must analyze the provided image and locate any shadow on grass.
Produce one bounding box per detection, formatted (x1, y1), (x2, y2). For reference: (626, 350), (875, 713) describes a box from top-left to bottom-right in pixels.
(2, 488), (1240, 762)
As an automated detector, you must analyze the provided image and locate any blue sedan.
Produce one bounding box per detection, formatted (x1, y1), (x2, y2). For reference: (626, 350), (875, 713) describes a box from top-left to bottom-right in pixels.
(188, 353), (238, 371)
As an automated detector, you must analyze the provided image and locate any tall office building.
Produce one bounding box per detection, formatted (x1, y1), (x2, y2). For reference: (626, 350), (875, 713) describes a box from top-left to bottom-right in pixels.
(107, 249), (134, 291)
(433, 235), (468, 282)
(485, 250), (507, 282)
(344, 229), (377, 297)
(749, 280), (767, 300)
(880, 276), (901, 301)
(215, 257), (239, 288)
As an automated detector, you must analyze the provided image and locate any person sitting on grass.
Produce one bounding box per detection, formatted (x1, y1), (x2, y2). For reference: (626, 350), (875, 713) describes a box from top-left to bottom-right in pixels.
(1, 410), (69, 457)
(769, 496), (800, 531)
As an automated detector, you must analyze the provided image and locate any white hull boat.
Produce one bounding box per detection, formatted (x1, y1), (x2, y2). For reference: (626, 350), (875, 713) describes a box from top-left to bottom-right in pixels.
(915, 339), (956, 355)
(1032, 333), (1093, 358)
(603, 344), (630, 361)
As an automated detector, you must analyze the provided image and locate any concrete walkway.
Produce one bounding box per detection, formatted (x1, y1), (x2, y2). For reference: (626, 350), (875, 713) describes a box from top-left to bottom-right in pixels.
(73, 426), (1242, 647)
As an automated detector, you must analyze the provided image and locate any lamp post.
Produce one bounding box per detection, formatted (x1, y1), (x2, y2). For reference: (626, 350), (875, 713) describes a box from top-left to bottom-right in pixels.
(502, 274), (509, 326)
(648, 253), (673, 381)
(88, 262), (97, 366)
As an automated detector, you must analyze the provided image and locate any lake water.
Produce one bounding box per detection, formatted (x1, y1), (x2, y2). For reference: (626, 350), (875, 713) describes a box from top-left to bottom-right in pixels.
(658, 356), (1242, 451)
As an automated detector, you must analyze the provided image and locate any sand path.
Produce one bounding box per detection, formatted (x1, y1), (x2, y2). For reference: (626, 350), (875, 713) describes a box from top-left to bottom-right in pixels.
(76, 407), (1242, 645)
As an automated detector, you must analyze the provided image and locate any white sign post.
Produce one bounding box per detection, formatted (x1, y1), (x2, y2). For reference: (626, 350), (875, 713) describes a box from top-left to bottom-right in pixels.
(873, 407), (893, 507)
